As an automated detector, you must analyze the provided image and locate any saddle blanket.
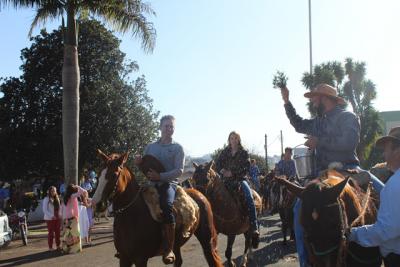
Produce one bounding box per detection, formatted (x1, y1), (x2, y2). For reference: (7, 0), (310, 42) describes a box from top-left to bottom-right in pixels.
(142, 185), (199, 238)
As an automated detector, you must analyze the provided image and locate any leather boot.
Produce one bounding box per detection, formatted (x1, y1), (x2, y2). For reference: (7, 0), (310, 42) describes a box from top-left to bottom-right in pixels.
(162, 223), (176, 264)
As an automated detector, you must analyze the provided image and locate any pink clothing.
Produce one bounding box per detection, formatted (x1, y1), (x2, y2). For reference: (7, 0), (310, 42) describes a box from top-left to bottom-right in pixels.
(62, 186), (87, 219)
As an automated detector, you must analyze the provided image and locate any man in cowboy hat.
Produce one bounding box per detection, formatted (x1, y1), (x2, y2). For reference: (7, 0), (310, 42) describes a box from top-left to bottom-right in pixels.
(134, 115), (185, 265)
(279, 83), (384, 267)
(280, 83), (359, 172)
(349, 127), (400, 267)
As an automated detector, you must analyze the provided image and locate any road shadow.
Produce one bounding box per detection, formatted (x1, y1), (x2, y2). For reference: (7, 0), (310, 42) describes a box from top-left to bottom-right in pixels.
(0, 250), (64, 267)
(226, 240), (297, 267)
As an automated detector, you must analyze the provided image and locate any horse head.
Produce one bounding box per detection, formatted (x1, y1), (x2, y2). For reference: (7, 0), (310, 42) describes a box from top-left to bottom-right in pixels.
(300, 170), (351, 266)
(92, 149), (133, 212)
(192, 161), (217, 193)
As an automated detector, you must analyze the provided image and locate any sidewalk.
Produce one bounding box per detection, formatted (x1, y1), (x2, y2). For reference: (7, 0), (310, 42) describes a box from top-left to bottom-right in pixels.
(0, 218), (116, 267)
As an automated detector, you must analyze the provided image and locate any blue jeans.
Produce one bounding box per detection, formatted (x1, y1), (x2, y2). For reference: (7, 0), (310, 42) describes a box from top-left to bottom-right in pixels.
(240, 180), (258, 230)
(156, 183), (177, 224)
(250, 176), (261, 193)
(343, 163), (384, 193)
(293, 199), (309, 267)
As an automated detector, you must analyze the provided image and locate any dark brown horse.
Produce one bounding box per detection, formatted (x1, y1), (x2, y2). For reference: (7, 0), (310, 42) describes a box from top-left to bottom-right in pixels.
(277, 169), (382, 267)
(92, 150), (223, 267)
(262, 170), (296, 245)
(192, 161), (262, 267)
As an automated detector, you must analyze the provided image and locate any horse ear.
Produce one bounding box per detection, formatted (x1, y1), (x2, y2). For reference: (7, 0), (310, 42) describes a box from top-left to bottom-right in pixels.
(97, 149), (110, 162)
(205, 161), (214, 171)
(326, 176), (350, 202)
(276, 177), (305, 198)
(193, 162), (199, 168)
(117, 152), (129, 166)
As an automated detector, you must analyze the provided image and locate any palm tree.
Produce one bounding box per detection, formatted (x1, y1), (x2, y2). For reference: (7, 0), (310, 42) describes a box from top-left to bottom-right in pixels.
(1, 0), (156, 184)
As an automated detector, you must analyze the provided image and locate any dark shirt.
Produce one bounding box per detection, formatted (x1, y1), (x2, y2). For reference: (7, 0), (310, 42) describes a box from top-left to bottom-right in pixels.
(285, 102), (360, 170)
(276, 159), (296, 178)
(215, 147), (250, 179)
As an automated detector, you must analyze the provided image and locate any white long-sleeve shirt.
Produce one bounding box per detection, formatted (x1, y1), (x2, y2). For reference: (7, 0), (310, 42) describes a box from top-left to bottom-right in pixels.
(350, 168), (400, 257)
(42, 196), (61, 221)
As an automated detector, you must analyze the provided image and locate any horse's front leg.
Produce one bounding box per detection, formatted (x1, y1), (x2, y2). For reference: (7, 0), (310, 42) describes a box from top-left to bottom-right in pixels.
(226, 234), (236, 267)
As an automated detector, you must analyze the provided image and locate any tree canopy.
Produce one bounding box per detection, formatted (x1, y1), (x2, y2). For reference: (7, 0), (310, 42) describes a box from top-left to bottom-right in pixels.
(0, 19), (159, 180)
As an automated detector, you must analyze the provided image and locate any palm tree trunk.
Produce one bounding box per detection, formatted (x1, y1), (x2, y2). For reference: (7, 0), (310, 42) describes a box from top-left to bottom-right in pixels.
(62, 3), (80, 185)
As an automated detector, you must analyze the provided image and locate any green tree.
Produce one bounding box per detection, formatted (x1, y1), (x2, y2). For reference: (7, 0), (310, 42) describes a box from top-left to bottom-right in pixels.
(0, 20), (159, 181)
(1, 0), (156, 185)
(301, 58), (383, 167)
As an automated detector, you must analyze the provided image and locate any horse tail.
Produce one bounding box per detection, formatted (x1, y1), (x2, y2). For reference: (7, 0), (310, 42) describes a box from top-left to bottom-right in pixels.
(186, 189), (224, 267)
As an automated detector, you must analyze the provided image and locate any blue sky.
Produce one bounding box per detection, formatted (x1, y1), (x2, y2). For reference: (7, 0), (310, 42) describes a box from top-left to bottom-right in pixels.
(1, 0), (399, 157)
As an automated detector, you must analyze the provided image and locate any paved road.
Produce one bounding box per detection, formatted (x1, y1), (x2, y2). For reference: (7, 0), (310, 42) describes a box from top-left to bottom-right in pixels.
(0, 214), (299, 267)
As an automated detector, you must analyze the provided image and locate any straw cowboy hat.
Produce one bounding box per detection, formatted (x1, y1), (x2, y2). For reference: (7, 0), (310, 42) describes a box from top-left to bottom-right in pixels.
(376, 126), (400, 148)
(304, 83), (346, 105)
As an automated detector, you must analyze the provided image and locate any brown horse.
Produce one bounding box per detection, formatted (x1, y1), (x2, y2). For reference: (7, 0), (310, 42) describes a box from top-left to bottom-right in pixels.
(192, 161), (262, 267)
(277, 169), (382, 267)
(92, 150), (223, 267)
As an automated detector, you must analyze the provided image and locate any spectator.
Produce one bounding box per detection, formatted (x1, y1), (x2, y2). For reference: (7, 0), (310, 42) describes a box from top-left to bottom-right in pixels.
(78, 194), (90, 246)
(249, 159), (261, 192)
(59, 176), (66, 197)
(61, 184), (87, 254)
(81, 175), (93, 195)
(32, 179), (42, 198)
(350, 127), (400, 267)
(275, 147), (297, 179)
(88, 169), (98, 189)
(42, 186), (61, 251)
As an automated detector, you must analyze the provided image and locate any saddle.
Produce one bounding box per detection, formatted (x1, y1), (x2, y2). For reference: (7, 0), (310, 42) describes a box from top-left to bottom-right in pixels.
(325, 162), (377, 191)
(142, 185), (199, 238)
(215, 177), (261, 218)
(138, 154), (199, 238)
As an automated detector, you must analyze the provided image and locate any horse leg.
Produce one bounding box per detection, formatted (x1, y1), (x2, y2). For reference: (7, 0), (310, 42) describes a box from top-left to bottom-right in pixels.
(279, 208), (287, 245)
(194, 226), (223, 267)
(226, 234), (236, 267)
(240, 232), (252, 267)
(190, 190), (223, 267)
(119, 255), (133, 267)
(174, 247), (182, 267)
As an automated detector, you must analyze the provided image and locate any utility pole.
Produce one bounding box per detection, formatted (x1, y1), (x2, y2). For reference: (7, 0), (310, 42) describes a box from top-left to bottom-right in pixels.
(264, 134), (268, 172)
(308, 0), (313, 75)
(280, 130), (284, 156)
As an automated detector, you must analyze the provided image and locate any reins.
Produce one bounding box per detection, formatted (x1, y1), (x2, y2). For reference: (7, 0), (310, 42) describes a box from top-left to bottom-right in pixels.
(308, 176), (373, 267)
(106, 166), (142, 215)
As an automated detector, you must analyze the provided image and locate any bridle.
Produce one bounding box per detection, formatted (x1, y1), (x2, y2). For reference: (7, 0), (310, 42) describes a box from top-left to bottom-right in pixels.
(306, 180), (373, 267)
(103, 165), (142, 215)
(306, 198), (348, 267)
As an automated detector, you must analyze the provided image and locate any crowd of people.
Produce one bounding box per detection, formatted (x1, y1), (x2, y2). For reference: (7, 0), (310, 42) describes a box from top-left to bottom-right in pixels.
(41, 172), (97, 253)
(2, 83), (399, 267)
(132, 83), (399, 267)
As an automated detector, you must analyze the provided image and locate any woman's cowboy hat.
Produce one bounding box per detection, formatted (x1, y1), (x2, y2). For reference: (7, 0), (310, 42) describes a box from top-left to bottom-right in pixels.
(376, 126), (400, 148)
(304, 83), (346, 105)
